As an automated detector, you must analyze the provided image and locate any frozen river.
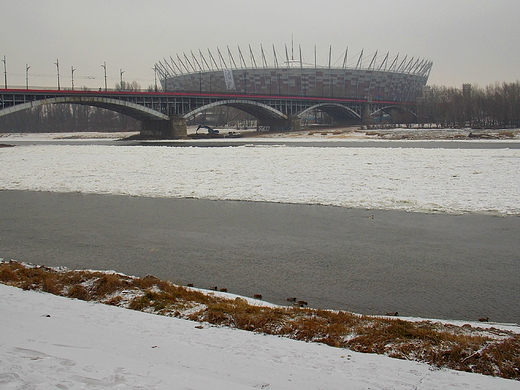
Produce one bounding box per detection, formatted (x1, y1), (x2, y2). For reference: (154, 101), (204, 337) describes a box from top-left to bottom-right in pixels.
(1, 135), (519, 323)
(1, 140), (520, 215)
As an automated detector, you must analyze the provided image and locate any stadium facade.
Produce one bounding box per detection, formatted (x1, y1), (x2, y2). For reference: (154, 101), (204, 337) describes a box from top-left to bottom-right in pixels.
(155, 45), (432, 102)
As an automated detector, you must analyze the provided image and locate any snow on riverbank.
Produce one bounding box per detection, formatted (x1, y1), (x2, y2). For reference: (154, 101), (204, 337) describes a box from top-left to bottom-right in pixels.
(1, 283), (519, 390)
(1, 139), (519, 215)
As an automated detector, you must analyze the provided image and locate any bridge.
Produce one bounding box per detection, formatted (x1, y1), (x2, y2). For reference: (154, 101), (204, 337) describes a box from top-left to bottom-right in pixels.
(0, 88), (417, 138)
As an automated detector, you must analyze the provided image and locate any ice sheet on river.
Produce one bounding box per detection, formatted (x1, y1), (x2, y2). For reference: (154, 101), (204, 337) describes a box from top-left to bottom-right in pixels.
(1, 143), (519, 215)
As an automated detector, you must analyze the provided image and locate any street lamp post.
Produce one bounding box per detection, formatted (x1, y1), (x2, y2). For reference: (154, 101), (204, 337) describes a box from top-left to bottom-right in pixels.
(71, 66), (76, 90)
(101, 62), (107, 91)
(2, 55), (7, 89)
(120, 69), (124, 90)
(152, 65), (158, 92)
(54, 59), (60, 90)
(25, 64), (31, 89)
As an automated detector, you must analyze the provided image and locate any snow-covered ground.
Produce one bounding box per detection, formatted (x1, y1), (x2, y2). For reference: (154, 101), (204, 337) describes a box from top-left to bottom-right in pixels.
(1, 131), (519, 215)
(1, 131), (520, 388)
(1, 283), (519, 390)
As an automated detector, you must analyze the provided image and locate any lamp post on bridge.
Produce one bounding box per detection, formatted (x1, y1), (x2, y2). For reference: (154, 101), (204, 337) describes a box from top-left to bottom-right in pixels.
(2, 55), (7, 89)
(25, 64), (30, 90)
(71, 66), (76, 91)
(54, 59), (60, 90)
(120, 69), (124, 90)
(152, 65), (158, 92)
(101, 61), (107, 91)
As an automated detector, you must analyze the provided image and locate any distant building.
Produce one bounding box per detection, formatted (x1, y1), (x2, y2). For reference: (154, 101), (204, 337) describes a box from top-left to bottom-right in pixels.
(156, 45), (433, 102)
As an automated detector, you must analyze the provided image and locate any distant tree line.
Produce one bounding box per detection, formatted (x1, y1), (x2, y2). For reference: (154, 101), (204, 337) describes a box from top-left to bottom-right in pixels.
(114, 80), (143, 92)
(418, 81), (520, 128)
(0, 81), (146, 133)
(191, 106), (257, 129)
(0, 104), (140, 133)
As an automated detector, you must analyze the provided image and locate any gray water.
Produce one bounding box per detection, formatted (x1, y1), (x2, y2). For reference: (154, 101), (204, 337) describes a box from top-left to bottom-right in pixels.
(1, 190), (518, 323)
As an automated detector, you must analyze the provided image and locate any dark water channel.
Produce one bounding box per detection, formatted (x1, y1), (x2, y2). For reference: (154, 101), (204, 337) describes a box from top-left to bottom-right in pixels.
(1, 190), (518, 324)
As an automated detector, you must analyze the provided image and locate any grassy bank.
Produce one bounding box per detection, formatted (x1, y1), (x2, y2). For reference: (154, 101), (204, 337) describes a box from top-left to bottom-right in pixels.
(1, 260), (518, 380)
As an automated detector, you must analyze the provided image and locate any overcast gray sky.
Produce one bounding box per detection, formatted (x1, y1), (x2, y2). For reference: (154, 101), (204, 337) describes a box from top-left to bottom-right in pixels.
(1, 0), (518, 90)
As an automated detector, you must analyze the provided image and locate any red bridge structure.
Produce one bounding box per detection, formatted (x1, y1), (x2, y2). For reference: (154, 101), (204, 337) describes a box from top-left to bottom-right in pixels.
(0, 88), (423, 138)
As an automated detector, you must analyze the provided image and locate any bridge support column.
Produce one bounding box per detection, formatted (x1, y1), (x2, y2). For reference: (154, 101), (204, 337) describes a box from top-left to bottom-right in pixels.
(141, 117), (187, 139)
(361, 103), (373, 125)
(168, 116), (188, 138)
(257, 116), (301, 132)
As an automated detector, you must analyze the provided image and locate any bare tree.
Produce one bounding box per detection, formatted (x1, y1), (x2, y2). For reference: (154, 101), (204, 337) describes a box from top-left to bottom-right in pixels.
(115, 80), (141, 92)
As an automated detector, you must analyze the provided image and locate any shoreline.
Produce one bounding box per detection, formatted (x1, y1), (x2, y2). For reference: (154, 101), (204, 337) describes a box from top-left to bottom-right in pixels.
(2, 259), (518, 331)
(1, 127), (520, 142)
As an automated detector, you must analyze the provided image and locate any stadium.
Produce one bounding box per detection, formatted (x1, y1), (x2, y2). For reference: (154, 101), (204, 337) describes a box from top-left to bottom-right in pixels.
(155, 45), (433, 102)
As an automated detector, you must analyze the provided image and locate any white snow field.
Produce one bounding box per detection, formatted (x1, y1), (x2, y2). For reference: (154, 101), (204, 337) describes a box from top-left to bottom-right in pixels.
(1, 140), (519, 215)
(1, 283), (519, 390)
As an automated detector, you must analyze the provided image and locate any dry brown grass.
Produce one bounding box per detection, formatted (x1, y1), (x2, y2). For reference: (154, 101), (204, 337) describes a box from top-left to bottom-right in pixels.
(1, 260), (518, 380)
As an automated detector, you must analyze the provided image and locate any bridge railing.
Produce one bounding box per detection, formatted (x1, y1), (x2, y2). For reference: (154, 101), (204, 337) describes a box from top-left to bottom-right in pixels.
(0, 85), (416, 104)
(2, 85), (159, 93)
(1, 87), (419, 107)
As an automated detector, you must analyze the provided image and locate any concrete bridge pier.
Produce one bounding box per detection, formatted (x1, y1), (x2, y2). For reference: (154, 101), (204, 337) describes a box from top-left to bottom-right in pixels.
(257, 116), (301, 132)
(141, 116), (187, 139)
(361, 103), (373, 125)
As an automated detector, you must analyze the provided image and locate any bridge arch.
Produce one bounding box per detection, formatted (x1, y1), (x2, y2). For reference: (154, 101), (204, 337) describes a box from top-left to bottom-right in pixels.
(0, 96), (169, 121)
(183, 99), (287, 121)
(298, 103), (362, 121)
(370, 104), (417, 118)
